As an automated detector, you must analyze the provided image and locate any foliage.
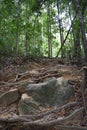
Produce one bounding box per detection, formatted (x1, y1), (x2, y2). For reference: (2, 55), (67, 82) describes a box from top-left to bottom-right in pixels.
(0, 0), (87, 60)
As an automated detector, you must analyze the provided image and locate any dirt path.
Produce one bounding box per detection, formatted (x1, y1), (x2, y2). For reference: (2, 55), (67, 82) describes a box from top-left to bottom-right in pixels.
(0, 58), (84, 122)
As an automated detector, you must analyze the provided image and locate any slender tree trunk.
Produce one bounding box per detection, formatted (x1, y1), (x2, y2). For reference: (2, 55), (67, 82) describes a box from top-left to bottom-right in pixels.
(16, 22), (19, 55)
(56, 18), (74, 58)
(56, 0), (64, 58)
(74, 27), (82, 62)
(15, 0), (21, 55)
(47, 1), (52, 58)
(50, 18), (52, 58)
(68, 3), (75, 43)
(68, 3), (76, 59)
(25, 0), (28, 54)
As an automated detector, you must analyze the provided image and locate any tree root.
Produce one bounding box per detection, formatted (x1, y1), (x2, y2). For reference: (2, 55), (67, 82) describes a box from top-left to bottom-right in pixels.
(22, 107), (84, 127)
(0, 102), (85, 130)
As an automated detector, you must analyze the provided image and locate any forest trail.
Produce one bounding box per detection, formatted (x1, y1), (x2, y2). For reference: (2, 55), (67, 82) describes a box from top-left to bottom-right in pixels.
(0, 58), (82, 83)
(0, 58), (86, 129)
(0, 58), (83, 111)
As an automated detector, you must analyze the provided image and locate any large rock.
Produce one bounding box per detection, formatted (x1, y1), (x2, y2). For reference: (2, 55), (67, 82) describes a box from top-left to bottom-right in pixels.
(25, 77), (75, 106)
(18, 94), (40, 115)
(0, 89), (20, 106)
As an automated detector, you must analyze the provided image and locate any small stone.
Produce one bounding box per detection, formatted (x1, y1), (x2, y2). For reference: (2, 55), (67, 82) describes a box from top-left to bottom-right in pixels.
(0, 89), (20, 106)
(18, 93), (40, 115)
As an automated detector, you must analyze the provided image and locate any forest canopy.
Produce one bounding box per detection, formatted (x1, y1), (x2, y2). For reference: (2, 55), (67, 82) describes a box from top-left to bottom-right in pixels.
(0, 0), (87, 60)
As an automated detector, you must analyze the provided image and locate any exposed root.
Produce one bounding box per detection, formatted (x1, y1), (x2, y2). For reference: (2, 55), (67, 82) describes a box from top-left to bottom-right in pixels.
(0, 102), (84, 130)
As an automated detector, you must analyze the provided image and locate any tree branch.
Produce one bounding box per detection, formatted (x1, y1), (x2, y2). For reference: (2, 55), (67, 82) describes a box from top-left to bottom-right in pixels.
(56, 16), (76, 58)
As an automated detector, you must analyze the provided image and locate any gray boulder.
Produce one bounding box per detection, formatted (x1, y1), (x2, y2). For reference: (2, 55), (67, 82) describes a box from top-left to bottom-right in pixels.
(25, 77), (74, 106)
(0, 89), (20, 106)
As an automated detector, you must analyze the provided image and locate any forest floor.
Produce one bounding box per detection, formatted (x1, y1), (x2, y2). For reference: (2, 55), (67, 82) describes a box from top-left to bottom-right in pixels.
(0, 57), (87, 129)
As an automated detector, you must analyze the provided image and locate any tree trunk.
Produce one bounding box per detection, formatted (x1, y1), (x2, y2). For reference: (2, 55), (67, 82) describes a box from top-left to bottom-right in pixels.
(15, 0), (21, 55)
(74, 27), (81, 63)
(73, 0), (87, 62)
(25, 0), (28, 54)
(47, 1), (52, 58)
(56, 0), (64, 58)
(68, 2), (76, 59)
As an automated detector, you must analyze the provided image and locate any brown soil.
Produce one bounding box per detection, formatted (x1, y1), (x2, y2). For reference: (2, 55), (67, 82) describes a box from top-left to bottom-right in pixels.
(0, 58), (86, 129)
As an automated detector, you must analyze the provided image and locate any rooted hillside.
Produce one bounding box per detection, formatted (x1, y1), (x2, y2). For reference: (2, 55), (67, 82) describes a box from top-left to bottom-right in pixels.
(0, 58), (87, 130)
